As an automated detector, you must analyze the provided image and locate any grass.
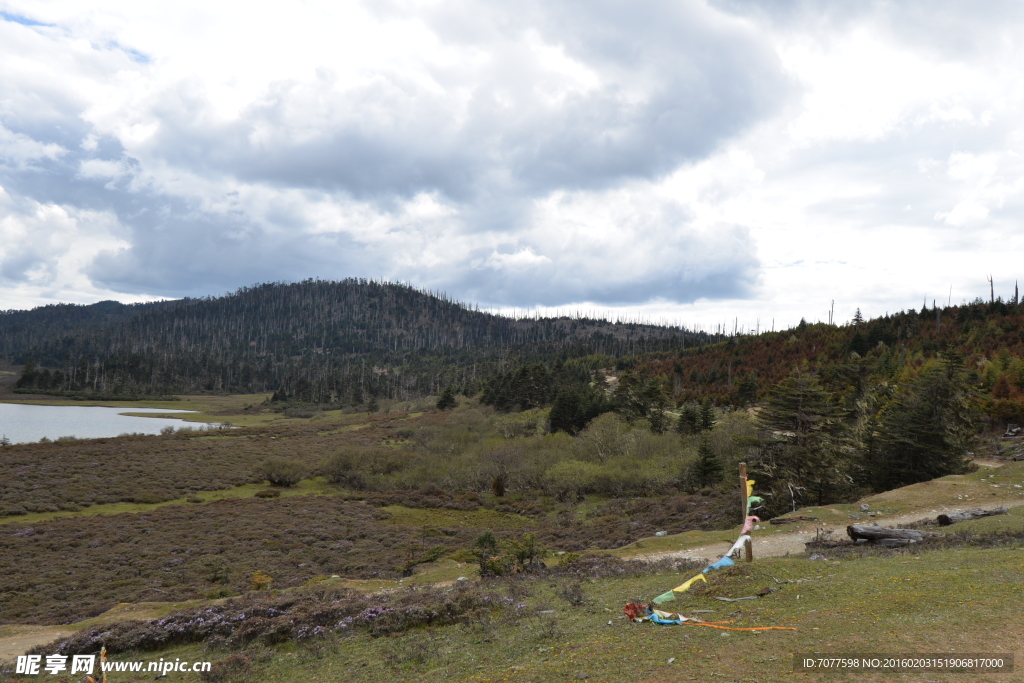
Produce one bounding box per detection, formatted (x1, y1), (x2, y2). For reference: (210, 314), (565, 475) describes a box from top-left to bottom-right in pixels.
(18, 541), (1022, 683)
(765, 459), (1024, 525)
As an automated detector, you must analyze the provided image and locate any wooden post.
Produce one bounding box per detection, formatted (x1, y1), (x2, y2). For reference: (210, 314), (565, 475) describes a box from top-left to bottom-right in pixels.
(739, 463), (753, 562)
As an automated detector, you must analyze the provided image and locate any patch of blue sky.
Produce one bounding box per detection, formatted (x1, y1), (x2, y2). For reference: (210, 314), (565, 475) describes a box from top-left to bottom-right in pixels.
(0, 10), (52, 27)
(94, 41), (151, 63)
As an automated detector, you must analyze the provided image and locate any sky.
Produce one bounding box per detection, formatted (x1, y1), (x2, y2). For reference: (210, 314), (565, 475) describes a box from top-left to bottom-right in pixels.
(1, 0), (1023, 331)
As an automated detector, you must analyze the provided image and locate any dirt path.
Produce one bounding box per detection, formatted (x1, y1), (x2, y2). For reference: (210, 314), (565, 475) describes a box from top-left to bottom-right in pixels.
(634, 498), (1024, 565)
(0, 626), (71, 662)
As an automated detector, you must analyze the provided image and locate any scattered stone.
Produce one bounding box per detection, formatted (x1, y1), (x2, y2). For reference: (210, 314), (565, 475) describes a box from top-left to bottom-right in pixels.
(808, 553), (827, 561)
(655, 531), (668, 537)
(860, 504), (870, 511)
(667, 657), (676, 664)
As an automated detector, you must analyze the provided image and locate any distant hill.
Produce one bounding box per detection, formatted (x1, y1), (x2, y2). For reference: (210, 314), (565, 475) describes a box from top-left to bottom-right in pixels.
(0, 299), (172, 357)
(2, 280), (717, 401)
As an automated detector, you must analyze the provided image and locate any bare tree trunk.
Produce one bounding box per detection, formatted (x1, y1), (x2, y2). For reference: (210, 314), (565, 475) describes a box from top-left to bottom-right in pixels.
(937, 507), (1006, 526)
(847, 525), (939, 543)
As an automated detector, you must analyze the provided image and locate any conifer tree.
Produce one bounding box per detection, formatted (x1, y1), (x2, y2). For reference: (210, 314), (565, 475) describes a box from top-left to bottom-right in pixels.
(751, 370), (853, 513)
(436, 387), (457, 410)
(867, 356), (975, 490)
(692, 438), (724, 488)
(699, 398), (716, 432)
(676, 404), (700, 435)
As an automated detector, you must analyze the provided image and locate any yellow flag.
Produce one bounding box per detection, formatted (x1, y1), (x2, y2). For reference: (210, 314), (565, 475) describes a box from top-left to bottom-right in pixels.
(746, 479), (755, 497)
(672, 573), (707, 593)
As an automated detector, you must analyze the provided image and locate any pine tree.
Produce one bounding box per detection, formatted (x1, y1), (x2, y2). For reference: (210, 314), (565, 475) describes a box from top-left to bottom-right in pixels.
(550, 384), (608, 434)
(752, 371), (853, 513)
(549, 386), (584, 434)
(735, 373), (758, 407)
(692, 438), (724, 488)
(676, 404), (700, 435)
(436, 387), (457, 410)
(699, 398), (716, 432)
(867, 357), (975, 490)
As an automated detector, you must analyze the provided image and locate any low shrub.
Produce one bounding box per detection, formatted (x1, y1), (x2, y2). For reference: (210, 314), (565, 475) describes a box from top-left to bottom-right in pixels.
(35, 582), (526, 656)
(556, 581), (587, 606)
(254, 458), (306, 487)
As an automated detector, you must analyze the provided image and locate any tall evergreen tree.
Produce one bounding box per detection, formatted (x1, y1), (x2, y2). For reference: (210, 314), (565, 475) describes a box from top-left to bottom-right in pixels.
(676, 404), (700, 435)
(752, 371), (854, 513)
(436, 387), (457, 410)
(699, 398), (716, 432)
(734, 372), (758, 407)
(867, 357), (975, 490)
(692, 438), (724, 489)
(549, 384), (608, 435)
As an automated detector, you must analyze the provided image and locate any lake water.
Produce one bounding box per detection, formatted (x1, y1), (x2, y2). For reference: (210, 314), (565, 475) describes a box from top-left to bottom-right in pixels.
(0, 403), (199, 444)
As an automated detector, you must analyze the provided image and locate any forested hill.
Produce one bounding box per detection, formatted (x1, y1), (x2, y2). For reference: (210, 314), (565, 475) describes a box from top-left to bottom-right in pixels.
(0, 299), (173, 357)
(634, 297), (1024, 425)
(3, 279), (717, 401)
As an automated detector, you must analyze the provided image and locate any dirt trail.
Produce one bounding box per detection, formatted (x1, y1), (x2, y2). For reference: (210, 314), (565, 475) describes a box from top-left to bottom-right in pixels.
(635, 498), (1024, 565)
(0, 602), (202, 661)
(0, 626), (71, 662)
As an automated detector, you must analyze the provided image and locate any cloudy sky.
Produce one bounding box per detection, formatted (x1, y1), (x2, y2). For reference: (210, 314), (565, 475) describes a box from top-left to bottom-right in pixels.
(1, 0), (1022, 330)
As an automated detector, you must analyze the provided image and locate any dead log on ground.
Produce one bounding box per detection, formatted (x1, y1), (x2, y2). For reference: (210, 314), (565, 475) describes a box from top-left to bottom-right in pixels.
(937, 507), (1007, 526)
(846, 525), (939, 543)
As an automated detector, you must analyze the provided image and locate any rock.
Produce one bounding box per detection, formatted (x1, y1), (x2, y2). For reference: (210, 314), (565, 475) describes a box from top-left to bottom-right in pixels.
(456, 576), (467, 582)
(808, 553), (827, 561)
(655, 531), (668, 537)
(668, 657), (676, 664)
(860, 503), (870, 511)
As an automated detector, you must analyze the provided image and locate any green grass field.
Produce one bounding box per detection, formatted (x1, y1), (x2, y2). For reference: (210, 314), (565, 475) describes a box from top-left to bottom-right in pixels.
(18, 539), (1021, 683)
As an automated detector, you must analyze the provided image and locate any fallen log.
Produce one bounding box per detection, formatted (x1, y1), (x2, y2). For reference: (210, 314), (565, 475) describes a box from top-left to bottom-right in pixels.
(846, 525), (939, 543)
(937, 507), (1007, 526)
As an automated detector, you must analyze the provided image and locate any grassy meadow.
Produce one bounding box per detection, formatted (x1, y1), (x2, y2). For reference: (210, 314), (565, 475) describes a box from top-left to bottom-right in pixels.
(1, 397), (1023, 682)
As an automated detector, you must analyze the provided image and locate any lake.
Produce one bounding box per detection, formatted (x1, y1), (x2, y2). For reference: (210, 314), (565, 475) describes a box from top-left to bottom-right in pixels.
(0, 403), (199, 444)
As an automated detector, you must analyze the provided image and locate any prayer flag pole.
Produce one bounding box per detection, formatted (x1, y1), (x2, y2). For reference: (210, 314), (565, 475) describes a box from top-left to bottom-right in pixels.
(739, 463), (753, 562)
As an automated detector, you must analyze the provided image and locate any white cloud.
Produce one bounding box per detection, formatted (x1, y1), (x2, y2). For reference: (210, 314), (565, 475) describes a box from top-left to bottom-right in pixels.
(1, 0), (1024, 332)
(0, 185), (138, 305)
